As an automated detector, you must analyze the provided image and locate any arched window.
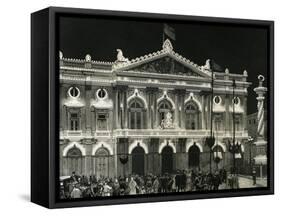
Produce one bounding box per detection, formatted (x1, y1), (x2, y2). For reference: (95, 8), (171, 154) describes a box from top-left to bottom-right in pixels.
(158, 100), (173, 123)
(129, 99), (145, 129)
(185, 103), (199, 130)
(66, 146), (83, 175)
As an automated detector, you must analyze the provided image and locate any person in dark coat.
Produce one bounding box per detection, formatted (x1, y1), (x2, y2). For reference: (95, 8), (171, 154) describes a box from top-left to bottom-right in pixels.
(252, 168), (257, 185)
(80, 175), (88, 186)
(162, 173), (169, 193)
(112, 178), (120, 196)
(181, 171), (187, 192)
(167, 175), (174, 192)
(175, 170), (181, 192)
(70, 171), (78, 183)
(190, 170), (196, 191)
(213, 171), (221, 190)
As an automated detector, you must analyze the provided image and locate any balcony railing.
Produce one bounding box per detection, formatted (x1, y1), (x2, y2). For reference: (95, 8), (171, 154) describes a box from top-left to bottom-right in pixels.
(66, 130), (83, 137)
(113, 129), (248, 138)
(60, 129), (248, 139)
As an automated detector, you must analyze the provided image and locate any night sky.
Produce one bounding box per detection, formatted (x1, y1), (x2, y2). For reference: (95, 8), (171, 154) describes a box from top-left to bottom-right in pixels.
(59, 14), (269, 114)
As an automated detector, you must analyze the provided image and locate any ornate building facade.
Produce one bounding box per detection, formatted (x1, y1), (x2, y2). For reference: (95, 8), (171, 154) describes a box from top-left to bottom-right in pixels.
(59, 39), (250, 178)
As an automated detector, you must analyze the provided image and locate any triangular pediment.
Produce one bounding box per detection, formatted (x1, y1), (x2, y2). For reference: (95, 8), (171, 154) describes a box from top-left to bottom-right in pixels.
(112, 39), (211, 78)
(114, 52), (210, 78)
(130, 56), (204, 77)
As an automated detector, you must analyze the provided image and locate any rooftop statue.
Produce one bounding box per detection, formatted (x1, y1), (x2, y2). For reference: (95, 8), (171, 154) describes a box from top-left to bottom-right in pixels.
(116, 49), (129, 62)
(203, 59), (211, 70)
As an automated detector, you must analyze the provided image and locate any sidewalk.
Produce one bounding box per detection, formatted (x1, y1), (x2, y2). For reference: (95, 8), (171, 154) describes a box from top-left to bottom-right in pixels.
(238, 175), (267, 188)
(218, 175), (267, 190)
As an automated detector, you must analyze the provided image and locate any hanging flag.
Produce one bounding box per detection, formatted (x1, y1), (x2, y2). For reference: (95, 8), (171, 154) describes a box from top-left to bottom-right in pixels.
(163, 24), (176, 41)
(210, 60), (224, 72)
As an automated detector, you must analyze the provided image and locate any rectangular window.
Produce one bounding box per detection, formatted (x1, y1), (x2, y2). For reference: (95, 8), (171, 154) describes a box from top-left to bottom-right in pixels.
(70, 113), (79, 130)
(234, 114), (241, 131)
(97, 114), (107, 130)
(214, 114), (222, 131)
(186, 113), (196, 130)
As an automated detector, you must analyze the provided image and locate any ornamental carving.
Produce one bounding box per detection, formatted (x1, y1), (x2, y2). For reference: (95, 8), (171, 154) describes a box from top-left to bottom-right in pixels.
(130, 57), (199, 76)
(160, 112), (175, 129)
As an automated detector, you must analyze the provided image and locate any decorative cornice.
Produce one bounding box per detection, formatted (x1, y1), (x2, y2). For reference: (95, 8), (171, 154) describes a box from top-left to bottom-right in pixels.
(62, 57), (113, 65)
(60, 66), (112, 73)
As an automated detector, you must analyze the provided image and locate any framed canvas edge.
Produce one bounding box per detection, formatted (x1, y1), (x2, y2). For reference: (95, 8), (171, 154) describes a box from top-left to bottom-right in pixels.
(45, 6), (274, 209)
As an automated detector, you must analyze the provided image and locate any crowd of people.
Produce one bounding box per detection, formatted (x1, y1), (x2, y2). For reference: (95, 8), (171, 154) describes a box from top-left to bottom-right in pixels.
(60, 168), (236, 199)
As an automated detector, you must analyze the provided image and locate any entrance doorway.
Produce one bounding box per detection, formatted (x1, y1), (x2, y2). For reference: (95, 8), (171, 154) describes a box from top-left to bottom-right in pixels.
(161, 146), (173, 174)
(188, 144), (200, 169)
(131, 146), (145, 176)
(66, 146), (83, 175)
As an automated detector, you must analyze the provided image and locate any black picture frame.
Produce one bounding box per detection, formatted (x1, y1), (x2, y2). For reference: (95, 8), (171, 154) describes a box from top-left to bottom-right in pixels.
(31, 6), (274, 208)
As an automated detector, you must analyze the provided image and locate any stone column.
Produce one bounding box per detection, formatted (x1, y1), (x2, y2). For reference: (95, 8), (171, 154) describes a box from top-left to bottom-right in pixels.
(91, 107), (96, 132)
(225, 95), (230, 132)
(174, 89), (185, 129)
(147, 91), (151, 129)
(201, 94), (206, 129)
(114, 87), (120, 129)
(85, 85), (92, 135)
(120, 89), (124, 129)
(205, 94), (209, 130)
(60, 85), (65, 131)
(253, 75), (268, 177)
(81, 107), (86, 132)
(146, 88), (153, 129)
(123, 88), (128, 129)
(62, 105), (67, 131)
(255, 77), (267, 138)
(242, 96), (247, 131)
(180, 93), (185, 128)
(174, 91), (179, 128)
(153, 89), (159, 129)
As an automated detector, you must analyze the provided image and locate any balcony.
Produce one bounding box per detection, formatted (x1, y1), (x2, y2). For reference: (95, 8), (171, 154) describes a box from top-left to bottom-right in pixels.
(93, 131), (112, 137)
(60, 129), (248, 140)
(65, 130), (83, 137)
(113, 129), (248, 139)
(60, 129), (112, 140)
